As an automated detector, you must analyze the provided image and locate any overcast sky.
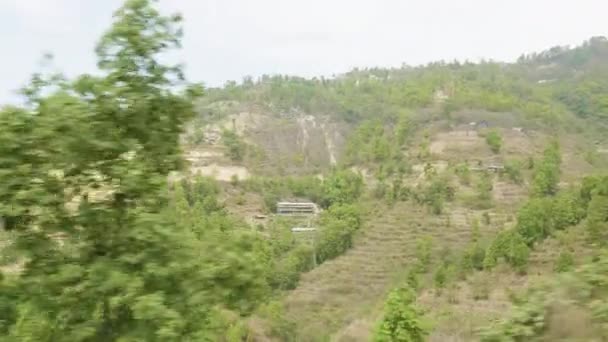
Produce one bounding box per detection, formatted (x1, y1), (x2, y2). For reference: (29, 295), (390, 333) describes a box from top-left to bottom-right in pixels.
(1, 0), (606, 104)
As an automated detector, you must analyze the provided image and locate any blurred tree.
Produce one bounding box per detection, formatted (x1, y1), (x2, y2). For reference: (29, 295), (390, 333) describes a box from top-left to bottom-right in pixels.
(0, 1), (267, 340)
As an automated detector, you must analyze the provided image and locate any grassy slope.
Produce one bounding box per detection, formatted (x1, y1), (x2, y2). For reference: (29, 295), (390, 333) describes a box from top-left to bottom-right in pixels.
(276, 115), (607, 340)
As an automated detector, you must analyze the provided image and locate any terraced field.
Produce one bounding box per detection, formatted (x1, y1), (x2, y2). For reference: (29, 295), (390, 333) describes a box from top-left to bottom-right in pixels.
(284, 200), (511, 341)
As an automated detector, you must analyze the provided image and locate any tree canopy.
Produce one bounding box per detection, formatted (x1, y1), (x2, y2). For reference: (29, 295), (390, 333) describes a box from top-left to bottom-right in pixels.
(0, 1), (266, 340)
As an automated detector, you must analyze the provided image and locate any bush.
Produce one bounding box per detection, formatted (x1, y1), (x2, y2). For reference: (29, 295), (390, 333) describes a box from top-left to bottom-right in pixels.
(385, 177), (410, 203)
(554, 250), (574, 272)
(179, 176), (221, 208)
(531, 142), (561, 196)
(416, 176), (454, 215)
(414, 237), (433, 273)
(270, 245), (315, 290)
(476, 172), (494, 203)
(516, 197), (555, 245)
(263, 192), (280, 213)
(406, 268), (420, 291)
(316, 204), (362, 264)
(321, 169), (364, 208)
(455, 163), (471, 185)
(516, 191), (585, 247)
(586, 193), (608, 242)
(484, 229), (530, 273)
(285, 176), (325, 203)
(552, 190), (586, 230)
(222, 129), (247, 161)
(503, 160), (523, 184)
(480, 251), (608, 341)
(257, 301), (297, 340)
(373, 287), (427, 342)
(460, 243), (486, 274)
(485, 130), (503, 153)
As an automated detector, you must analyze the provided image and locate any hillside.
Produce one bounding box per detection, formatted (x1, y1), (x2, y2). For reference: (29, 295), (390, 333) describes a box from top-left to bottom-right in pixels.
(1, 4), (608, 340)
(178, 37), (608, 341)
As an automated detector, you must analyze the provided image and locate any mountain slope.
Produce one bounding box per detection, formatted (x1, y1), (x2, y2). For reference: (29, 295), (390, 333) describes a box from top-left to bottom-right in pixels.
(284, 199), (511, 340)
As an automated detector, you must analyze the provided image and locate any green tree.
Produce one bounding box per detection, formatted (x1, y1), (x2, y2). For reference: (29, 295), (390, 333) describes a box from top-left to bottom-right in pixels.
(485, 130), (503, 153)
(374, 287), (427, 342)
(222, 129), (246, 161)
(460, 242), (486, 274)
(0, 1), (267, 340)
(476, 172), (494, 204)
(484, 230), (530, 272)
(321, 169), (363, 208)
(551, 190), (586, 230)
(587, 193), (608, 243)
(532, 142), (561, 197)
(417, 175), (454, 215)
(580, 175), (608, 242)
(316, 204), (362, 263)
(395, 110), (412, 146)
(516, 198), (555, 245)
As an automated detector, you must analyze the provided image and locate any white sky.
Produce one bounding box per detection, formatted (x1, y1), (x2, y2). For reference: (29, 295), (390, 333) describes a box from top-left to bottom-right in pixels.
(0, 0), (606, 104)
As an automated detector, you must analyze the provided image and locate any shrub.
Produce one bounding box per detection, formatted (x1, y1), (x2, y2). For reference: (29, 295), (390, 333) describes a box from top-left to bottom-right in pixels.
(321, 169), (364, 208)
(455, 163), (471, 185)
(316, 204), (362, 264)
(586, 193), (608, 243)
(257, 301), (297, 340)
(552, 190), (586, 230)
(271, 254), (305, 290)
(460, 243), (486, 274)
(464, 172), (494, 209)
(476, 172), (494, 206)
(531, 142), (561, 196)
(503, 160), (523, 184)
(414, 237), (433, 273)
(263, 192), (280, 213)
(554, 250), (574, 272)
(373, 287), (427, 342)
(222, 129), (247, 161)
(480, 251), (608, 341)
(406, 268), (420, 291)
(516, 197), (555, 245)
(417, 176), (454, 215)
(485, 130), (503, 153)
(484, 229), (530, 273)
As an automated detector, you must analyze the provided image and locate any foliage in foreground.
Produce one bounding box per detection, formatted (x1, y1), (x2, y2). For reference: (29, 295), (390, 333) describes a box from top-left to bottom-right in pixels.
(0, 1), (267, 340)
(479, 250), (608, 341)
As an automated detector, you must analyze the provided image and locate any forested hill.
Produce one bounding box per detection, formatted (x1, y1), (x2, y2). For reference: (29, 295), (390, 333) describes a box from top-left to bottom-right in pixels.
(199, 36), (608, 127)
(1, 1), (608, 340)
(184, 36), (608, 341)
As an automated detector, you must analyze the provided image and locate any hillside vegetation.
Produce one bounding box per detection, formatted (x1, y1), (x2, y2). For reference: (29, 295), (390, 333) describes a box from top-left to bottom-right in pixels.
(1, 1), (608, 341)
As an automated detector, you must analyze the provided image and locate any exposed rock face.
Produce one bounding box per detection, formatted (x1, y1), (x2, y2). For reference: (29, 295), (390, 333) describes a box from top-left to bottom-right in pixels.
(188, 111), (349, 176)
